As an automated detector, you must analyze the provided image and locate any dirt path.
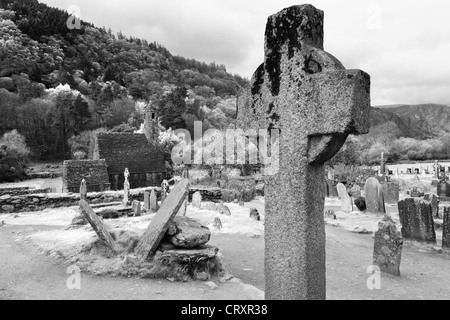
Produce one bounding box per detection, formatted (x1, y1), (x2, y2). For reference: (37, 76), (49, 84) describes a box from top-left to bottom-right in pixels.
(0, 225), (261, 300)
(2, 220), (450, 300)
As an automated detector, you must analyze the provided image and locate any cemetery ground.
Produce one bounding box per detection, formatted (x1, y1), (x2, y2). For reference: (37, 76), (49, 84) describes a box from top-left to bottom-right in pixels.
(1, 170), (450, 300)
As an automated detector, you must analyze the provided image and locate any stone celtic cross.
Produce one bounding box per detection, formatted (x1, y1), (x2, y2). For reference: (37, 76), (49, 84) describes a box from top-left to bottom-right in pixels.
(237, 4), (371, 300)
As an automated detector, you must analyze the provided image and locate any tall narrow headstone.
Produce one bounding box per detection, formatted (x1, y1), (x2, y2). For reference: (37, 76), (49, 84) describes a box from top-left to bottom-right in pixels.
(144, 191), (150, 211)
(424, 193), (439, 219)
(337, 183), (352, 213)
(398, 198), (436, 244)
(123, 168), (130, 207)
(80, 179), (87, 201)
(150, 189), (158, 213)
(161, 180), (169, 205)
(236, 5), (370, 300)
(364, 178), (386, 214)
(443, 207), (450, 249)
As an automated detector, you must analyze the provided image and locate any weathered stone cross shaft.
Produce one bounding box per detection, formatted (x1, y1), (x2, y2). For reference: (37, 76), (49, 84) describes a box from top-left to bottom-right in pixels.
(237, 4), (371, 300)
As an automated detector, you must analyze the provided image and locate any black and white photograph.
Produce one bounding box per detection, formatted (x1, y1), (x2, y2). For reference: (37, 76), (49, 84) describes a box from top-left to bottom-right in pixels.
(0, 0), (449, 304)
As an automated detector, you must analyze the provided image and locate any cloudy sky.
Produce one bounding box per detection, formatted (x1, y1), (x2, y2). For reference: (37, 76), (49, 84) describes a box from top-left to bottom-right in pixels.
(40, 0), (450, 106)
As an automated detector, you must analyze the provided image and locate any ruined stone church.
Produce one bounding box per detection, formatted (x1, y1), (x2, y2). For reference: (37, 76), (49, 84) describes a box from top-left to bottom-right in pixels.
(63, 105), (166, 192)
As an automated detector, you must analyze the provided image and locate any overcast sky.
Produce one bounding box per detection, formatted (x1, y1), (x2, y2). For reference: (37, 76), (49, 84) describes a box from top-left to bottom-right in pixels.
(40, 0), (450, 106)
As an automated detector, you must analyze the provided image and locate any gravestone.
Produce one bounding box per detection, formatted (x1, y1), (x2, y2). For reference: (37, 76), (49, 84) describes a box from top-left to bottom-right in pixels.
(135, 179), (190, 259)
(80, 179), (87, 201)
(373, 215), (403, 276)
(132, 200), (142, 217)
(364, 178), (386, 214)
(150, 189), (158, 213)
(398, 198), (436, 243)
(79, 200), (117, 253)
(144, 191), (150, 211)
(219, 205), (232, 217)
(437, 182), (450, 198)
(443, 207), (450, 249)
(424, 193), (440, 219)
(382, 181), (400, 204)
(192, 191), (202, 209)
(236, 5), (370, 300)
(213, 217), (223, 231)
(123, 168), (130, 207)
(250, 208), (261, 221)
(337, 183), (352, 213)
(161, 180), (169, 204)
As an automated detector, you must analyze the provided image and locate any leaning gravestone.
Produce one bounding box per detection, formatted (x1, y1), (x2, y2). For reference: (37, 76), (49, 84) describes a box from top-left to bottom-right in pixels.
(135, 179), (190, 259)
(236, 5), (370, 300)
(443, 207), (450, 249)
(373, 215), (403, 276)
(398, 198), (436, 243)
(337, 183), (352, 213)
(364, 178), (386, 214)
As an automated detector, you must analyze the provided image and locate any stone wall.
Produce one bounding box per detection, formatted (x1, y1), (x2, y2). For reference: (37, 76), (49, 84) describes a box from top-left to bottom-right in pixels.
(0, 188), (160, 214)
(63, 160), (111, 193)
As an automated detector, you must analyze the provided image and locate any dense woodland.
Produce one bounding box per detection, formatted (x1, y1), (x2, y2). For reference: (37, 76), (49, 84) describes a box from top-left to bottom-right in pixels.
(1, 0), (450, 182)
(0, 0), (246, 163)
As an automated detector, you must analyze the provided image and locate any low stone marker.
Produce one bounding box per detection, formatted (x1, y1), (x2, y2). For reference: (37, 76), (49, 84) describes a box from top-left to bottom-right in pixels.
(213, 217), (223, 231)
(219, 205), (232, 217)
(249, 208), (261, 221)
(135, 179), (190, 259)
(150, 189), (158, 213)
(132, 200), (142, 217)
(443, 207), (450, 249)
(192, 191), (202, 209)
(337, 183), (352, 213)
(79, 200), (117, 253)
(324, 210), (336, 220)
(373, 216), (403, 276)
(398, 198), (436, 243)
(364, 178), (386, 214)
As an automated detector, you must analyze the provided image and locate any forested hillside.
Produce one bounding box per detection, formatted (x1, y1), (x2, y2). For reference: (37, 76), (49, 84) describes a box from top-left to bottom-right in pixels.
(0, 0), (248, 160)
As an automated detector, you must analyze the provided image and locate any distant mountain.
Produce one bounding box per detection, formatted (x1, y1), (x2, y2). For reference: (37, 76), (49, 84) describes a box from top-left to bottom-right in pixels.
(370, 104), (450, 139)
